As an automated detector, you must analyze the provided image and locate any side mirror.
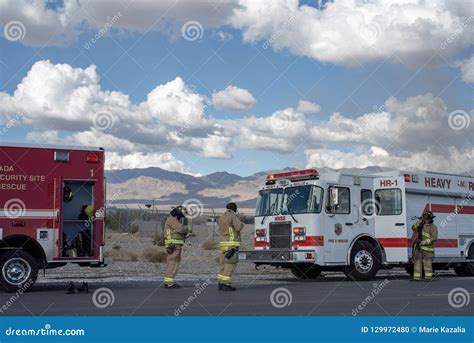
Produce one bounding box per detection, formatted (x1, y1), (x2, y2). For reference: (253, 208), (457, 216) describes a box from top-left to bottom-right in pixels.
(330, 187), (339, 206)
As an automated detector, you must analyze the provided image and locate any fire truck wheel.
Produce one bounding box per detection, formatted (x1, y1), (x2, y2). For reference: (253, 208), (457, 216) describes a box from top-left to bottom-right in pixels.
(344, 241), (381, 281)
(0, 250), (38, 293)
(290, 264), (322, 279)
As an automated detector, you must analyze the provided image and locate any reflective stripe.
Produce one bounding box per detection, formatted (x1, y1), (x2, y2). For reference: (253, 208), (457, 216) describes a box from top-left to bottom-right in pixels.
(413, 272), (421, 278)
(424, 239), (432, 245)
(220, 275), (231, 281)
(219, 241), (240, 246)
(164, 277), (175, 284)
(219, 226), (240, 249)
(421, 246), (434, 252)
(422, 232), (431, 238)
(217, 274), (225, 280)
(165, 228), (184, 246)
(425, 273), (433, 277)
(165, 239), (184, 246)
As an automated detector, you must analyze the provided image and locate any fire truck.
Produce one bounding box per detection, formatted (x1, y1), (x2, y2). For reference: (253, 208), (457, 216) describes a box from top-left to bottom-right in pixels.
(0, 143), (108, 292)
(238, 169), (474, 281)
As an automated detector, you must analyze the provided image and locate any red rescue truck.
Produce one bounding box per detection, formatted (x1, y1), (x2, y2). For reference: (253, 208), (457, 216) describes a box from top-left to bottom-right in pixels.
(0, 143), (108, 292)
(238, 169), (474, 281)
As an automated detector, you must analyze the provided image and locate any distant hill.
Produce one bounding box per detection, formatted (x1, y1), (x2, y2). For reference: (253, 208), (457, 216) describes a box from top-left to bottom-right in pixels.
(105, 166), (401, 208)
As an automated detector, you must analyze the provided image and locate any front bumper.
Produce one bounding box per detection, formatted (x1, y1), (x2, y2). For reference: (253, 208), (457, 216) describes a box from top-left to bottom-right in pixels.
(238, 249), (316, 263)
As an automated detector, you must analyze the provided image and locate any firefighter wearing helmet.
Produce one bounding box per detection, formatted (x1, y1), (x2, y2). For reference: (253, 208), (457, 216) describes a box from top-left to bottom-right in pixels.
(163, 205), (192, 289)
(217, 202), (244, 291)
(411, 211), (438, 281)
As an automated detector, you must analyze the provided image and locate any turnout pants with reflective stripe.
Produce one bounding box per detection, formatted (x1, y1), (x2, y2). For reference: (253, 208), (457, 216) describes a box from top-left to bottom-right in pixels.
(217, 250), (238, 285)
(413, 249), (434, 280)
(164, 245), (182, 285)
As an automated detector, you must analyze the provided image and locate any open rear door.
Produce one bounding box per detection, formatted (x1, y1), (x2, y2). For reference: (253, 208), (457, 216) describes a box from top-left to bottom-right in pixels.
(373, 176), (408, 263)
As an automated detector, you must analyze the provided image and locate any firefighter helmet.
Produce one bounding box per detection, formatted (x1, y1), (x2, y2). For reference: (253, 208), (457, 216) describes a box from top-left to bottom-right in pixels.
(422, 210), (435, 221)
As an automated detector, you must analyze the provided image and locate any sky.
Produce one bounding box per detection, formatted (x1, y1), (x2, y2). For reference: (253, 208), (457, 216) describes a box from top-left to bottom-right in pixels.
(0, 0), (473, 177)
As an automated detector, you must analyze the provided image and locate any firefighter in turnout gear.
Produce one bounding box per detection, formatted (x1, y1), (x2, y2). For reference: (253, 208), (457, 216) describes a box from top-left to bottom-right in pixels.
(163, 206), (191, 289)
(411, 211), (438, 281)
(217, 203), (244, 291)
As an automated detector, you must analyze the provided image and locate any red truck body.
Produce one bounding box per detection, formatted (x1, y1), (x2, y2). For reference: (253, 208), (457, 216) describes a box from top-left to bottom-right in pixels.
(0, 143), (107, 291)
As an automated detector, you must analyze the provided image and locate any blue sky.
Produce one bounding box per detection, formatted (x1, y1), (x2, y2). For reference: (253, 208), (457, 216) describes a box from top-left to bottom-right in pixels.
(0, 0), (473, 176)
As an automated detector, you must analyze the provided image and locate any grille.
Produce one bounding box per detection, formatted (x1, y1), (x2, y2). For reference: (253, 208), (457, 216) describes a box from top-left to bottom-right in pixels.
(269, 222), (291, 249)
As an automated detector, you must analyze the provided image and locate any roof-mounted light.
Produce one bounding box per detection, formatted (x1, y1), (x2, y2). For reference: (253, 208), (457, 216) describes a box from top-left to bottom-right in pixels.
(266, 169), (319, 184)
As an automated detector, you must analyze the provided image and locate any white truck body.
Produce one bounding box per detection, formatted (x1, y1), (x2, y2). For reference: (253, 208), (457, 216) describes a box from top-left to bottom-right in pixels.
(239, 169), (474, 280)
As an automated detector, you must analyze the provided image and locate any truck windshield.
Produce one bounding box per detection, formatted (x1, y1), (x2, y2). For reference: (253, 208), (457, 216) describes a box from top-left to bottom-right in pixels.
(255, 185), (324, 216)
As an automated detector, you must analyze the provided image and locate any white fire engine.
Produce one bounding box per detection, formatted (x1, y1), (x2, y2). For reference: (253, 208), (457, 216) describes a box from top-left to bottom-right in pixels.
(239, 169), (474, 281)
(0, 143), (108, 292)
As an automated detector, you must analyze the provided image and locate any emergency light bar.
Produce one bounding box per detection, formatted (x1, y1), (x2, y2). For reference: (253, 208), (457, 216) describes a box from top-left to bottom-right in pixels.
(266, 169), (319, 184)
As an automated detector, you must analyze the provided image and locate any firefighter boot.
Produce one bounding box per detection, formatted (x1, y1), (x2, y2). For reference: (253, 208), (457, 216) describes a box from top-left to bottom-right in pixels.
(78, 282), (89, 293)
(164, 283), (183, 289)
(220, 284), (236, 291)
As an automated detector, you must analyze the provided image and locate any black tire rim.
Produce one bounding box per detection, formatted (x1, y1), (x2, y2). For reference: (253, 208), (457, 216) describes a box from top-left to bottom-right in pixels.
(2, 257), (31, 286)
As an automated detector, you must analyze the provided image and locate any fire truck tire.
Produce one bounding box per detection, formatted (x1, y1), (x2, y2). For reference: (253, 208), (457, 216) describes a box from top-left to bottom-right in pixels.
(290, 264), (322, 279)
(344, 241), (380, 281)
(0, 250), (38, 293)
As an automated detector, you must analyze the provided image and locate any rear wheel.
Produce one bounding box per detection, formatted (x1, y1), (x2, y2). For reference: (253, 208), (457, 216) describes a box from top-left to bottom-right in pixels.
(344, 241), (380, 281)
(0, 250), (38, 292)
(290, 263), (322, 279)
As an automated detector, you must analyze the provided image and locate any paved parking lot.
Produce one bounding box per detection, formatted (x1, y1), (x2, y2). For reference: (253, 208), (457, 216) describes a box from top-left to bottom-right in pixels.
(0, 272), (472, 316)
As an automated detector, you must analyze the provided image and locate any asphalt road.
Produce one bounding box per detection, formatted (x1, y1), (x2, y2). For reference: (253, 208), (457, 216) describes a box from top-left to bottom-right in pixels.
(0, 273), (473, 316)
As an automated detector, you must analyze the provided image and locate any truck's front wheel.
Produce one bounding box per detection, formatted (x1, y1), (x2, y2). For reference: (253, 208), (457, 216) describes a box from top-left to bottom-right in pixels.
(344, 241), (380, 281)
(0, 250), (38, 292)
(290, 263), (322, 279)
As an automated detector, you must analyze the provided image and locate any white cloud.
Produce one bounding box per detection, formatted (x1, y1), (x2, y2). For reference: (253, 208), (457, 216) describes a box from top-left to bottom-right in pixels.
(0, 60), (229, 161)
(231, 0), (474, 65)
(3, 0), (472, 69)
(296, 100), (321, 114)
(105, 151), (191, 173)
(458, 54), (474, 84)
(212, 85), (256, 112)
(0, 0), (81, 46)
(0, 0), (239, 46)
(306, 146), (474, 173)
(305, 94), (474, 173)
(4, 60), (473, 174)
(146, 77), (207, 127)
(232, 108), (308, 153)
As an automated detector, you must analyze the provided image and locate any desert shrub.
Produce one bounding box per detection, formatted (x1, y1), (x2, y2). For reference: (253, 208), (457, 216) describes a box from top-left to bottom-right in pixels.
(142, 246), (167, 263)
(112, 244), (121, 250)
(105, 248), (138, 261)
(131, 224), (140, 234)
(202, 240), (217, 250)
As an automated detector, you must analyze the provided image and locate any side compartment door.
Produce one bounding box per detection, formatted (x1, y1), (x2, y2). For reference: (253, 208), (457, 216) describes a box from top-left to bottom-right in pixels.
(373, 176), (408, 263)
